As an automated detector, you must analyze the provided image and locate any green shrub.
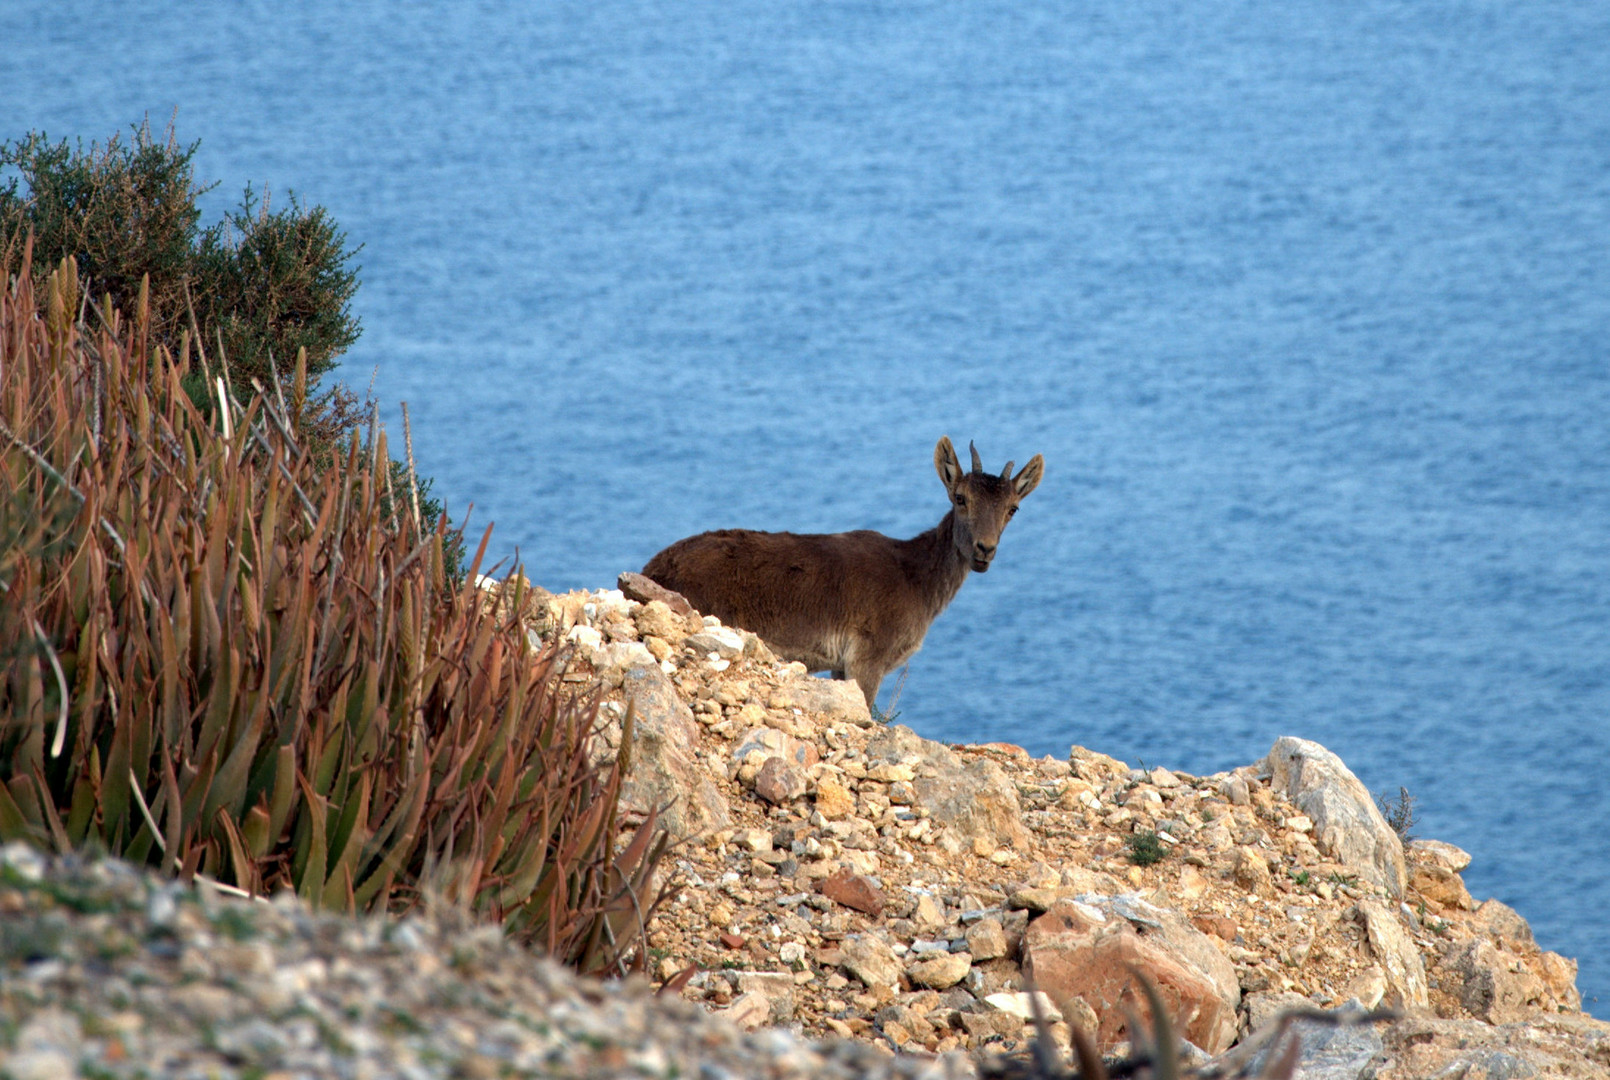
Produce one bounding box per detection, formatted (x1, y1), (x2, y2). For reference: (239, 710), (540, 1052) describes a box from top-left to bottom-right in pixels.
(1126, 830), (1168, 866)
(0, 117), (360, 441)
(0, 257), (666, 975)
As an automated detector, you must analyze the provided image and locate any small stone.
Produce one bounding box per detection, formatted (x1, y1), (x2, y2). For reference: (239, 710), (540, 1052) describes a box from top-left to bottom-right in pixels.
(814, 778), (856, 820)
(818, 868), (887, 916)
(1148, 766), (1181, 789)
(1190, 914), (1238, 943)
(732, 829), (773, 854)
(619, 573), (697, 616)
(1232, 847), (1275, 897)
(966, 917), (1010, 962)
(840, 934), (902, 988)
(1177, 865), (1209, 901)
(1406, 838), (1472, 873)
(1007, 886), (1063, 913)
(912, 893), (946, 929)
(754, 757), (808, 804)
(984, 991), (1063, 1022)
(908, 951), (972, 990)
(723, 990), (770, 1030)
(1219, 776), (1251, 805)
(687, 628), (746, 659)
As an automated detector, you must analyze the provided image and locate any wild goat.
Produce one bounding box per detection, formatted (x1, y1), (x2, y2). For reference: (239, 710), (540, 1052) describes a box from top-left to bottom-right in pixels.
(642, 437), (1044, 708)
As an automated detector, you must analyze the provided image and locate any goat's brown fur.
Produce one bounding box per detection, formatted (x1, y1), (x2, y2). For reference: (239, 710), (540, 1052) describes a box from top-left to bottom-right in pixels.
(643, 437), (1044, 707)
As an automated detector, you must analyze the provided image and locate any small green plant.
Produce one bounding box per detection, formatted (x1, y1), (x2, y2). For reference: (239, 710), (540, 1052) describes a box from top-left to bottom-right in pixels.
(1327, 871), (1359, 888)
(1126, 831), (1168, 867)
(1375, 786), (1418, 841)
(1290, 869), (1311, 888)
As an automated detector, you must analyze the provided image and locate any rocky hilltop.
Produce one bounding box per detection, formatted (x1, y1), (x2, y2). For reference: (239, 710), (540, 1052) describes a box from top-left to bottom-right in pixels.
(539, 576), (1608, 1077)
(3, 578), (1607, 1079)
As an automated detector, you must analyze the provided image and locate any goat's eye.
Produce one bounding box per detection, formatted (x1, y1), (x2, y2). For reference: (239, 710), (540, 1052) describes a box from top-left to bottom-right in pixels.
(1007, 506), (1017, 517)
(954, 494), (967, 508)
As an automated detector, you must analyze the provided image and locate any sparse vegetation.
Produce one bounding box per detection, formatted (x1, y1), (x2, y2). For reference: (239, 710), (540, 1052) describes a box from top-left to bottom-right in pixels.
(1126, 831), (1168, 866)
(1376, 786), (1418, 842)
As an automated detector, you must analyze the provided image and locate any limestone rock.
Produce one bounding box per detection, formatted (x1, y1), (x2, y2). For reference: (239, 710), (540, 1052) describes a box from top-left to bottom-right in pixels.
(1359, 900), (1428, 1009)
(966, 917), (1010, 962)
(1022, 896), (1240, 1055)
(1435, 938), (1546, 1024)
(754, 757), (808, 804)
(734, 971), (797, 1022)
(617, 664), (730, 839)
(1232, 847), (1275, 898)
(633, 598), (696, 643)
(1264, 736), (1407, 897)
(721, 990), (770, 1030)
(1069, 747), (1130, 783)
(1374, 1014), (1610, 1080)
(1470, 899), (1536, 951)
(839, 934), (901, 988)
(1536, 951), (1583, 1012)
(687, 627), (746, 660)
(1406, 838), (1472, 873)
(732, 727), (819, 770)
(1239, 1013), (1386, 1080)
(1410, 863), (1475, 911)
(908, 952), (971, 990)
(866, 726), (1028, 851)
(1242, 990), (1312, 1034)
(984, 991), (1063, 1022)
(767, 676), (872, 726)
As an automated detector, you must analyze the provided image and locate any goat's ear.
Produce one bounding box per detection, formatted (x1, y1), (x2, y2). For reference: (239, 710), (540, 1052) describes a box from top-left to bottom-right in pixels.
(1013, 454), (1045, 498)
(935, 437), (964, 489)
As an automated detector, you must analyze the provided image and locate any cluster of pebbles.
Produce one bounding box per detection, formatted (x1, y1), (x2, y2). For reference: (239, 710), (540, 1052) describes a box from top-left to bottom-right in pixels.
(0, 843), (959, 1080)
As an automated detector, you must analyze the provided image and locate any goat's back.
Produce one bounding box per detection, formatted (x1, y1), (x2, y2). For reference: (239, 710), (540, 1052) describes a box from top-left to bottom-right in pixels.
(643, 527), (911, 666)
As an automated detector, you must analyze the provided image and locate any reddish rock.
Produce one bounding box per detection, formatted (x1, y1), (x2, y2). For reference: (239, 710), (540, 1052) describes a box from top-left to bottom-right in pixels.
(818, 868), (888, 916)
(1022, 899), (1240, 1055)
(1191, 914), (1239, 943)
(617, 571), (696, 616)
(753, 756), (807, 804)
(719, 932), (746, 949)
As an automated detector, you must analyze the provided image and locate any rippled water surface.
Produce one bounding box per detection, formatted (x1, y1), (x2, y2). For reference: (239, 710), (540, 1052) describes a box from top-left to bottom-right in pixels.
(6, 0), (1608, 1015)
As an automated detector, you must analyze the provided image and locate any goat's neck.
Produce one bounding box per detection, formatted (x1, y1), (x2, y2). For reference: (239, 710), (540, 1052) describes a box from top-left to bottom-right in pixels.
(900, 511), (972, 616)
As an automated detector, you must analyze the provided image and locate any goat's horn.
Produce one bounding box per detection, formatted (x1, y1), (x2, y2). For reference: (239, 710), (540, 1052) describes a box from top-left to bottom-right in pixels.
(1001, 461), (1014, 478)
(969, 441), (984, 473)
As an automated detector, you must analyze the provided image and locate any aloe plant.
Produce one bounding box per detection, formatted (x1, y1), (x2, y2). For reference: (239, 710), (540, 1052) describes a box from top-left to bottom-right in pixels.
(0, 249), (668, 974)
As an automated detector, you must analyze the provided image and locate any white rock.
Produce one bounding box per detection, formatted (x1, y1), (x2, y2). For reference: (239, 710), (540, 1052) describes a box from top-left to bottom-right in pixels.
(687, 627), (745, 658)
(1264, 736), (1407, 897)
(566, 625), (603, 650)
(985, 991), (1063, 1022)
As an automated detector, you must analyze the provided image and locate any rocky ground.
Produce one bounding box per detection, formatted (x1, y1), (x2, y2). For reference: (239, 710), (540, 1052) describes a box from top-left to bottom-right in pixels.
(538, 576), (1610, 1077)
(3, 577), (1608, 1079)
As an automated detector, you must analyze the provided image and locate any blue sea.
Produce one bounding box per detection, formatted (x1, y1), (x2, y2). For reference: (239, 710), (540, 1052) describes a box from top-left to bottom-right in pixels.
(5, 0), (1607, 1016)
